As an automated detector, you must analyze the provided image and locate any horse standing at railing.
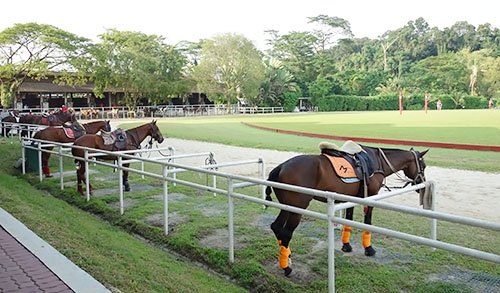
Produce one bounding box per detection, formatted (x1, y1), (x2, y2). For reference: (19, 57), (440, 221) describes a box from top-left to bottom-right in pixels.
(33, 120), (111, 177)
(19, 110), (75, 126)
(265, 141), (428, 276)
(71, 120), (164, 195)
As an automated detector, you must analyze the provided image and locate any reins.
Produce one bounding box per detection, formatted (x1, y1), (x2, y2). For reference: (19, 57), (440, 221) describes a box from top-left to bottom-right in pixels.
(378, 148), (424, 191)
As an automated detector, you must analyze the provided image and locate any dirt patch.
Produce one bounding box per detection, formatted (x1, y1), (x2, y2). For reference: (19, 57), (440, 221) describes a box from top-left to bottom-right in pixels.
(144, 212), (188, 232)
(149, 192), (187, 202)
(157, 138), (500, 223)
(108, 198), (140, 209)
(199, 228), (247, 250)
(428, 267), (500, 292)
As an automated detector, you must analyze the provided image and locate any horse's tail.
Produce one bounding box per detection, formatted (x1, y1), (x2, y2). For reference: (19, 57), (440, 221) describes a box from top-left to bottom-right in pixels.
(265, 164), (282, 202)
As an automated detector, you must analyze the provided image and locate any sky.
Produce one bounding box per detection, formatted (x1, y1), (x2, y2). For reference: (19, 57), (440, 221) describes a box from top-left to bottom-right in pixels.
(1, 0), (499, 49)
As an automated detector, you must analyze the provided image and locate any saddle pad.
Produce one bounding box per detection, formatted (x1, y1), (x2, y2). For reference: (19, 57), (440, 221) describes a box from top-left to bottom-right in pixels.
(322, 154), (357, 179)
(62, 127), (75, 139)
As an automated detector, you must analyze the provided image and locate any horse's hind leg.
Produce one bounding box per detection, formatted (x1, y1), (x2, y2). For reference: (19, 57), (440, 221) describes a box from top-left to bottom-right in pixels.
(341, 207), (354, 253)
(270, 209), (293, 276)
(123, 165), (130, 192)
(362, 206), (376, 256)
(76, 162), (84, 195)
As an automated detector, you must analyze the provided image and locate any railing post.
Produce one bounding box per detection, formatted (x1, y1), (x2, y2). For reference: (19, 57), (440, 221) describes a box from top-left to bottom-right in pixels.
(37, 141), (43, 182)
(430, 181), (437, 242)
(21, 140), (26, 174)
(118, 156), (124, 215)
(59, 145), (64, 190)
(84, 150), (90, 201)
(169, 147), (177, 186)
(259, 158), (266, 208)
(163, 165), (169, 235)
(228, 178), (235, 263)
(327, 195), (336, 293)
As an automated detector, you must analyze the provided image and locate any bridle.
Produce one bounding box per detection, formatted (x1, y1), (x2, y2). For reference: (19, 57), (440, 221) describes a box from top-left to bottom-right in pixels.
(379, 148), (426, 190)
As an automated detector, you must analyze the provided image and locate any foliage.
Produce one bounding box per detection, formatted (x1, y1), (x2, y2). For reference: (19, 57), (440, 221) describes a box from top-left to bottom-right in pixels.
(91, 29), (187, 109)
(0, 23), (92, 107)
(192, 34), (265, 109)
(282, 91), (300, 112)
(258, 58), (298, 107)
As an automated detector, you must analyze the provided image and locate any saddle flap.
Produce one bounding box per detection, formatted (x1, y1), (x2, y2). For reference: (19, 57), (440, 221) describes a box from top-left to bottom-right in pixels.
(62, 127), (75, 139)
(323, 154), (357, 178)
(101, 129), (128, 150)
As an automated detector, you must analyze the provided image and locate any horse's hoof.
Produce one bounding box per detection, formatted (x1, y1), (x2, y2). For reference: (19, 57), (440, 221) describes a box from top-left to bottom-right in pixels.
(341, 243), (352, 253)
(124, 186), (131, 192)
(283, 267), (292, 277)
(45, 174), (53, 178)
(364, 246), (376, 256)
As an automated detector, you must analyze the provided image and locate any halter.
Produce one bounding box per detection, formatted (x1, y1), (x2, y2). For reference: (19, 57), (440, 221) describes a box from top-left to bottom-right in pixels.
(379, 148), (426, 190)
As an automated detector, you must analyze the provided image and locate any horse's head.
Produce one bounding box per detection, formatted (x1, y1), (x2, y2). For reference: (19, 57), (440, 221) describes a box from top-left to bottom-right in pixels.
(102, 120), (111, 132)
(56, 110), (75, 123)
(402, 149), (428, 191)
(148, 120), (164, 144)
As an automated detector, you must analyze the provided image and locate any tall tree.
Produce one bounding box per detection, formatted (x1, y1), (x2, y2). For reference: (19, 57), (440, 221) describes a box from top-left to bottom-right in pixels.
(192, 33), (265, 109)
(0, 23), (91, 107)
(92, 29), (187, 109)
(259, 58), (297, 107)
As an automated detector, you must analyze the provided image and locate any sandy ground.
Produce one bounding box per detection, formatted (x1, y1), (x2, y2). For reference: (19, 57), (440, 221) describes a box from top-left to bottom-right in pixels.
(156, 138), (500, 223)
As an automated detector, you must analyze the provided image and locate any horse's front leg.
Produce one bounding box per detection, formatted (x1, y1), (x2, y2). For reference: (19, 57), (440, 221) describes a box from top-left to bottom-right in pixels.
(363, 206), (376, 256)
(76, 161), (84, 195)
(341, 207), (354, 253)
(123, 164), (130, 192)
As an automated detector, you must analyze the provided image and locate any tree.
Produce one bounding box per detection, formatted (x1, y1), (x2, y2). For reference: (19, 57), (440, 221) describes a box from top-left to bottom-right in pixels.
(92, 29), (187, 109)
(192, 34), (265, 109)
(259, 58), (298, 107)
(405, 53), (469, 107)
(0, 23), (91, 107)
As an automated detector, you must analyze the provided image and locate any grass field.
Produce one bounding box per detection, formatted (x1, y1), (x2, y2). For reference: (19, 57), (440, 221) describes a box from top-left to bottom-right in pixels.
(120, 109), (500, 172)
(1, 110), (499, 292)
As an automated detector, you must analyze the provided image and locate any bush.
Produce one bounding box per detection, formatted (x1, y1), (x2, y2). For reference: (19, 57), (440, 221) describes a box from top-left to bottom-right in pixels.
(313, 94), (489, 111)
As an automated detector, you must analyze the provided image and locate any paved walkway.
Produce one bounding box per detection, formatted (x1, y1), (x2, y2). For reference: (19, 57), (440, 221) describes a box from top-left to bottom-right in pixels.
(0, 208), (109, 293)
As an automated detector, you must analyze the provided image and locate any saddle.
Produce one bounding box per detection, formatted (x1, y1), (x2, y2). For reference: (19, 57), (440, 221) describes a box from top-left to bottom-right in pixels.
(62, 122), (86, 139)
(320, 140), (375, 185)
(101, 128), (128, 150)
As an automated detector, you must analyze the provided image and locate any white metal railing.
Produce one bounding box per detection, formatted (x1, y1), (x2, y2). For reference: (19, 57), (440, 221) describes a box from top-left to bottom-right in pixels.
(1, 121), (47, 139)
(19, 136), (500, 293)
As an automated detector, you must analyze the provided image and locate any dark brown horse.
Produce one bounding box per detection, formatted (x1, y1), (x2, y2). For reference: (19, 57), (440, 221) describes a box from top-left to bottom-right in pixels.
(265, 144), (428, 276)
(33, 120), (111, 177)
(19, 110), (76, 126)
(71, 120), (164, 195)
(19, 111), (76, 137)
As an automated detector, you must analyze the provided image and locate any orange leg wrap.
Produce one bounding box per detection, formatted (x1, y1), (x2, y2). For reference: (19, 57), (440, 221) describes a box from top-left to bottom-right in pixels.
(362, 230), (372, 248)
(278, 245), (291, 269)
(341, 225), (352, 244)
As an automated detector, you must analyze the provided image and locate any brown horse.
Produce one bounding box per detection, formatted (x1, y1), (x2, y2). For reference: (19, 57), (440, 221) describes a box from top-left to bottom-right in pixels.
(71, 120), (164, 195)
(33, 120), (111, 177)
(265, 143), (428, 276)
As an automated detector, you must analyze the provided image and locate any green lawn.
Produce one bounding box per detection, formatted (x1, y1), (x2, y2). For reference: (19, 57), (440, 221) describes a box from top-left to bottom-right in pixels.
(0, 140), (246, 293)
(122, 110), (500, 172)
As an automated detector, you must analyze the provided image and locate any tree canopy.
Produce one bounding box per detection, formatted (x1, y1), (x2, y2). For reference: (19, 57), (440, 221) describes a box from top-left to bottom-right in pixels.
(0, 23), (91, 107)
(1, 16), (499, 110)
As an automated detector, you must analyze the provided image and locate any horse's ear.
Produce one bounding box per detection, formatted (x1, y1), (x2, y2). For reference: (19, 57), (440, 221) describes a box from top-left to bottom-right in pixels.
(152, 120), (157, 124)
(420, 149), (429, 157)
